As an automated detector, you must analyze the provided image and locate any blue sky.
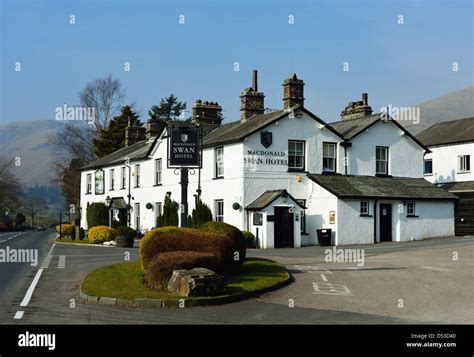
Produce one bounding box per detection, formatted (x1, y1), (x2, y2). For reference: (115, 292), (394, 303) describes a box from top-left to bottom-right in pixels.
(0, 0), (472, 124)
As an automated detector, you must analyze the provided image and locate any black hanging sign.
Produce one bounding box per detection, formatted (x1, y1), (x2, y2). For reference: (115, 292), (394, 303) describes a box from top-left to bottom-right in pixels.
(167, 125), (201, 168)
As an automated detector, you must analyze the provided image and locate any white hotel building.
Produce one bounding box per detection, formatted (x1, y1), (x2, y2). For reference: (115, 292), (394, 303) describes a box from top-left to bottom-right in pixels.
(417, 117), (474, 236)
(80, 71), (456, 248)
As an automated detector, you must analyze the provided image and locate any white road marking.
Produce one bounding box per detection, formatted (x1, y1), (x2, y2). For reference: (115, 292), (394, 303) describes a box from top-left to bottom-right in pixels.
(17, 243), (56, 311)
(40, 243), (56, 269)
(14, 311), (24, 319)
(19, 269), (43, 307)
(312, 282), (352, 296)
(0, 232), (24, 243)
(58, 255), (66, 269)
(321, 273), (328, 281)
(421, 266), (451, 272)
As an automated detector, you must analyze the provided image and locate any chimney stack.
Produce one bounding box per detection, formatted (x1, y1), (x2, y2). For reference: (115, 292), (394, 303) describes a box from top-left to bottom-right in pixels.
(125, 117), (146, 146)
(340, 93), (373, 121)
(240, 70), (265, 121)
(282, 73), (305, 109)
(192, 100), (223, 135)
(146, 119), (165, 140)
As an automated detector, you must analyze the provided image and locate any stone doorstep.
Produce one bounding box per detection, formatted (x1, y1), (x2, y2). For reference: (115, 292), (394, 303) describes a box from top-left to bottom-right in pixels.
(79, 270), (292, 308)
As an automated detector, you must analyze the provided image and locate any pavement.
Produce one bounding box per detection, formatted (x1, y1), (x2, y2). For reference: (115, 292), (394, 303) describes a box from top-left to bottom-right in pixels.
(1, 230), (473, 324)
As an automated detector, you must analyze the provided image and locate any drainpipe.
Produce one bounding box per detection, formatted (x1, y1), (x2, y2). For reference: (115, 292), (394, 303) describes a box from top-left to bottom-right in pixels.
(373, 200), (378, 243)
(344, 145), (348, 175)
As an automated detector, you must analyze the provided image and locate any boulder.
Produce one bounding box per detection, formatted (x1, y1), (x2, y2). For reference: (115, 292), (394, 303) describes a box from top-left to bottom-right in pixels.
(167, 268), (225, 297)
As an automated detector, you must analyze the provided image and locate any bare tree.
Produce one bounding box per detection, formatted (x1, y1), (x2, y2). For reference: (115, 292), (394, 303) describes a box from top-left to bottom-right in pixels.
(79, 74), (126, 132)
(23, 196), (47, 227)
(0, 157), (24, 215)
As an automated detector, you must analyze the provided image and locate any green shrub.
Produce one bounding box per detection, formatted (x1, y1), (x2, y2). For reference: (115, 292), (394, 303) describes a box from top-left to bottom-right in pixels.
(156, 195), (179, 227)
(192, 200), (212, 226)
(56, 224), (74, 236)
(87, 203), (109, 229)
(88, 226), (118, 244)
(242, 231), (256, 248)
(196, 221), (246, 272)
(140, 227), (234, 273)
(144, 251), (216, 290)
(116, 226), (136, 240)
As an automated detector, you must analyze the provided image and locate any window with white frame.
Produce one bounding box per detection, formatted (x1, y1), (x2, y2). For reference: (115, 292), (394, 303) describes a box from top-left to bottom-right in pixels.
(215, 199), (224, 222)
(110, 168), (115, 190)
(134, 203), (141, 230)
(134, 164), (140, 187)
(288, 140), (305, 171)
(121, 167), (126, 189)
(407, 201), (416, 216)
(323, 142), (337, 172)
(458, 155), (470, 173)
(376, 146), (389, 174)
(360, 201), (369, 215)
(86, 174), (92, 194)
(424, 159), (433, 175)
(215, 147), (224, 177)
(155, 159), (162, 185)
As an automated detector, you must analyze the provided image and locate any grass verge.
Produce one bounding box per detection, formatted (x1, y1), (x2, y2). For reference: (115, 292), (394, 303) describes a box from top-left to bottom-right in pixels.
(56, 237), (93, 244)
(81, 258), (288, 300)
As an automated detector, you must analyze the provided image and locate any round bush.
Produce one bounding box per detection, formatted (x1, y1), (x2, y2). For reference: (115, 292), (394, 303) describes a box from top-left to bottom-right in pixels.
(196, 221), (246, 272)
(140, 227), (234, 273)
(88, 226), (118, 244)
(144, 251), (216, 290)
(242, 230), (256, 248)
(116, 226), (136, 240)
(56, 224), (74, 237)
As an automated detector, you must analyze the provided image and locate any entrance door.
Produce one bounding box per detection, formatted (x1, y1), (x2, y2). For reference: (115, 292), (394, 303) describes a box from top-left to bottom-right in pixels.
(379, 204), (392, 242)
(118, 209), (127, 226)
(274, 207), (294, 248)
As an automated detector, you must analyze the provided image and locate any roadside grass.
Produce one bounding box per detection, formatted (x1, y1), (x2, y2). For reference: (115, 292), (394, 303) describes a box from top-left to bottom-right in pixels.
(56, 236), (93, 245)
(81, 258), (289, 300)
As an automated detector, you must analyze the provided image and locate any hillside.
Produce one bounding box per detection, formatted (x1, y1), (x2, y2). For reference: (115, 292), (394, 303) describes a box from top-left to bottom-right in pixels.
(401, 86), (474, 135)
(0, 119), (64, 187)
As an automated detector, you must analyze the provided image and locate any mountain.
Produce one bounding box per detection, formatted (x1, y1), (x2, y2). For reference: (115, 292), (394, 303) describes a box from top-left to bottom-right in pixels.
(0, 119), (64, 187)
(401, 86), (474, 135)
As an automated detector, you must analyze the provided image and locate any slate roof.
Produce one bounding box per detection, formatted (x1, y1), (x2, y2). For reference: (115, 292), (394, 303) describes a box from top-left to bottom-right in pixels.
(307, 174), (457, 200)
(416, 117), (474, 147)
(203, 104), (343, 147)
(246, 189), (306, 211)
(328, 114), (430, 151)
(328, 114), (381, 139)
(437, 180), (474, 193)
(81, 139), (156, 170)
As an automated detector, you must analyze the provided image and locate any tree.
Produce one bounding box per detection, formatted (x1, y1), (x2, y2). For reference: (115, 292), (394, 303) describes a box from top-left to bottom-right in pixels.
(93, 105), (142, 158)
(148, 94), (187, 121)
(156, 194), (179, 227)
(0, 157), (24, 215)
(61, 158), (84, 211)
(192, 200), (213, 227)
(14, 213), (26, 226)
(23, 197), (47, 226)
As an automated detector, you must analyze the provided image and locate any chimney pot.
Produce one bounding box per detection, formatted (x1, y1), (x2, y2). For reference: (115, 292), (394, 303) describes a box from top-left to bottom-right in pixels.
(252, 70), (258, 92)
(362, 93), (368, 106)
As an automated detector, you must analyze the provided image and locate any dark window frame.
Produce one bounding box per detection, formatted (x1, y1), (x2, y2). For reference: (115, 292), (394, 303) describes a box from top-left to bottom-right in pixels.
(423, 159), (433, 175)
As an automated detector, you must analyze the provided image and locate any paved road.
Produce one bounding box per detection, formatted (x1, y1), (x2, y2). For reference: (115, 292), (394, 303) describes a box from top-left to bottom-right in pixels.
(2, 234), (473, 324)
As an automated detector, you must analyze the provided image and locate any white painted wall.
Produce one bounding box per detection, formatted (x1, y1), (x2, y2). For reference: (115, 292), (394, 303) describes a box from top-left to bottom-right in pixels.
(337, 199), (375, 245)
(423, 142), (474, 184)
(306, 182), (338, 245)
(347, 121), (424, 178)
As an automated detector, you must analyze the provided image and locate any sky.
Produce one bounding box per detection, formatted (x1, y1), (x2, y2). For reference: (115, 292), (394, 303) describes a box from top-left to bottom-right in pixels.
(0, 0), (472, 125)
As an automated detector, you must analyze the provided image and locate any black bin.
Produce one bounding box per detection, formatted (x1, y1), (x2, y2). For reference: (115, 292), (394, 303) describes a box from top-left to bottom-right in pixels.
(317, 229), (332, 246)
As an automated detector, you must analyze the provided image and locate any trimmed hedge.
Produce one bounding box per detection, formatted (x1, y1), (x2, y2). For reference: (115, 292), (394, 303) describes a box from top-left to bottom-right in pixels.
(242, 230), (256, 248)
(88, 226), (118, 244)
(87, 202), (109, 229)
(140, 227), (234, 272)
(144, 251), (216, 290)
(56, 224), (74, 236)
(116, 226), (136, 240)
(196, 221), (246, 271)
